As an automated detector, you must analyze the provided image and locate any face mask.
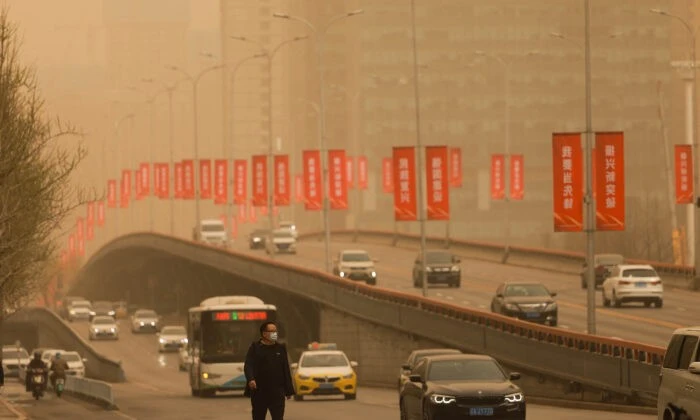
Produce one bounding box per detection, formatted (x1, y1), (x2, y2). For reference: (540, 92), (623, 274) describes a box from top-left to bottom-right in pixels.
(267, 332), (278, 342)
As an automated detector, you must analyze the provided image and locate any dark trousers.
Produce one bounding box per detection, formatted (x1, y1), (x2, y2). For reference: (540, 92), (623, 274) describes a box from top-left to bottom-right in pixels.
(251, 389), (285, 420)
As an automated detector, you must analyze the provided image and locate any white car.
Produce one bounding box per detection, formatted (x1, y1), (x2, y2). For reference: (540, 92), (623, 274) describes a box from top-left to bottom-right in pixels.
(278, 221), (298, 239)
(40, 348), (66, 370)
(658, 326), (700, 420)
(193, 219), (229, 247)
(67, 300), (92, 322)
(178, 347), (192, 371)
(89, 315), (119, 340)
(2, 346), (29, 377)
(157, 325), (188, 352)
(266, 229), (297, 254)
(332, 250), (378, 285)
(60, 351), (87, 378)
(130, 309), (161, 333)
(601, 264), (663, 308)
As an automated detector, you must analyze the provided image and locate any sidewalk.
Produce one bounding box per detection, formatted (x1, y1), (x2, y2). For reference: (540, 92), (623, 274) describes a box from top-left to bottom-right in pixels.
(0, 382), (29, 419)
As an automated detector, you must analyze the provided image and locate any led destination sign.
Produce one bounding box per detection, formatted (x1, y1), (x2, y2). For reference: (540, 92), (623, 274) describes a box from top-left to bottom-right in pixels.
(212, 311), (268, 321)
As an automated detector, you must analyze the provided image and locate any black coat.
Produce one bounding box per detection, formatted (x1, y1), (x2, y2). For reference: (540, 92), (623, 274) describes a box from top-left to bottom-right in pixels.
(243, 340), (295, 397)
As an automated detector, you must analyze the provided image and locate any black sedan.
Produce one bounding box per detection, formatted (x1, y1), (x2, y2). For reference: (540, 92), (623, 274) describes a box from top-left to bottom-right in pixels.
(490, 282), (558, 327)
(249, 229), (269, 249)
(398, 348), (462, 392)
(400, 354), (525, 420)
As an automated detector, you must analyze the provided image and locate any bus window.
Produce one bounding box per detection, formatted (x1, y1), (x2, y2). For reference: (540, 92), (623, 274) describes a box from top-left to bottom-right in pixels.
(201, 321), (259, 363)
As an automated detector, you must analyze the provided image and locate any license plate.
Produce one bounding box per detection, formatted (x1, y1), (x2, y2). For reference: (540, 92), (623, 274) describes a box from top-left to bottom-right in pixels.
(526, 312), (539, 318)
(635, 282), (646, 288)
(469, 407), (494, 416)
(319, 383), (334, 389)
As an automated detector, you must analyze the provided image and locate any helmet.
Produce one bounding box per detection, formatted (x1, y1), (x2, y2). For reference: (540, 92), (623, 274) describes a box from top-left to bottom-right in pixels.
(33, 352), (41, 360)
(55, 352), (61, 359)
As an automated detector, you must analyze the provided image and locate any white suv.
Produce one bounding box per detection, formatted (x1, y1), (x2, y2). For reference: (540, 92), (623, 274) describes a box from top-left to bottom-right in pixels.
(601, 264), (663, 308)
(658, 327), (700, 420)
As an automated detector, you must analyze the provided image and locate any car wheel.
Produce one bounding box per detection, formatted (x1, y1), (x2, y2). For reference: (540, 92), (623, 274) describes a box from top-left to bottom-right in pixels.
(655, 299), (663, 308)
(453, 281), (461, 288)
(581, 278), (586, 289)
(344, 393), (356, 400)
(602, 290), (611, 307)
(422, 401), (431, 420)
(191, 387), (199, 397)
(644, 301), (651, 308)
(612, 291), (622, 308)
(294, 395), (303, 401)
(400, 399), (408, 420)
(549, 319), (558, 327)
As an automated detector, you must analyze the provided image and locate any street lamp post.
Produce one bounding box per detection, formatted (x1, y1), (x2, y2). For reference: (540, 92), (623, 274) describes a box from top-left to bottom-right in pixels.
(166, 63), (225, 229)
(230, 37), (308, 255)
(274, 9), (364, 273)
(113, 113), (135, 237)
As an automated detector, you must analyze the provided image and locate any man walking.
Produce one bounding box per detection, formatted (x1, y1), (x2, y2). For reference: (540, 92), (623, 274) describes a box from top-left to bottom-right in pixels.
(244, 321), (295, 420)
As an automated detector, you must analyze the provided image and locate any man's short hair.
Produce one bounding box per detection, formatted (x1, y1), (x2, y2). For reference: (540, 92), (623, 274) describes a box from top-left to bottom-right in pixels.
(260, 321), (277, 335)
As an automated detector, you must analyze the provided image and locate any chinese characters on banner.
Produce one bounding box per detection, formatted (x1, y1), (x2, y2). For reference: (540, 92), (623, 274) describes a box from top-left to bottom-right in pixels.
(449, 147), (462, 187)
(382, 157), (394, 193)
(274, 155), (290, 206)
(214, 159), (228, 205)
(675, 145), (694, 204)
(107, 180), (117, 208)
(174, 163), (184, 199)
(77, 235), (85, 256)
(86, 202), (95, 226)
(200, 159), (212, 199)
(510, 155), (524, 200)
(238, 203), (247, 223)
(159, 163), (170, 199)
(357, 156), (368, 190)
(328, 150), (348, 210)
(249, 201), (258, 222)
(97, 201), (105, 227)
(346, 156), (354, 189)
(392, 147), (417, 221)
(154, 163), (162, 197)
(490, 154), (505, 200)
(595, 132), (625, 230)
(294, 174), (304, 203)
(234, 160), (247, 205)
(139, 163), (150, 197)
(552, 133), (583, 232)
(86, 222), (94, 241)
(426, 146), (449, 220)
(251, 155), (267, 207)
(303, 150), (322, 210)
(182, 160), (195, 199)
(135, 169), (142, 200)
(76, 218), (84, 240)
(120, 169), (131, 208)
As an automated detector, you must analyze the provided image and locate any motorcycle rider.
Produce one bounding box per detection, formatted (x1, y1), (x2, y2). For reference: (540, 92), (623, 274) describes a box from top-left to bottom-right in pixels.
(25, 352), (47, 392)
(49, 352), (69, 389)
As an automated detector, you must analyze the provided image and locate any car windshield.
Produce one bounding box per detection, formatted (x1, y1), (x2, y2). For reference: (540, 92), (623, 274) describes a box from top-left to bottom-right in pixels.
(3, 349), (28, 359)
(425, 252), (453, 264)
(136, 311), (157, 318)
(274, 231), (293, 238)
(92, 317), (114, 325)
(504, 284), (550, 297)
(252, 230), (268, 237)
(72, 302), (91, 308)
(162, 327), (186, 335)
(279, 223), (295, 229)
(621, 268), (657, 278)
(414, 351), (459, 365)
(61, 353), (81, 362)
(428, 360), (506, 381)
(342, 252), (370, 262)
(94, 304), (112, 310)
(202, 224), (224, 232)
(301, 353), (348, 368)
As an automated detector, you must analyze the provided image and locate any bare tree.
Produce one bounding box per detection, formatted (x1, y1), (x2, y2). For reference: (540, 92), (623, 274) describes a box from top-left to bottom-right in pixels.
(0, 9), (86, 314)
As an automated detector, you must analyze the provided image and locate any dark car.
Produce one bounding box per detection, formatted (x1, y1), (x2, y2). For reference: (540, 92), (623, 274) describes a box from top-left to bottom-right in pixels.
(89, 301), (116, 321)
(398, 348), (462, 392)
(412, 250), (461, 288)
(580, 253), (623, 289)
(490, 282), (558, 326)
(399, 354), (525, 420)
(249, 229), (269, 249)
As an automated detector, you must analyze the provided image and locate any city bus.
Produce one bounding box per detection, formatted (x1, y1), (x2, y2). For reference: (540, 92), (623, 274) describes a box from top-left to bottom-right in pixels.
(187, 296), (277, 397)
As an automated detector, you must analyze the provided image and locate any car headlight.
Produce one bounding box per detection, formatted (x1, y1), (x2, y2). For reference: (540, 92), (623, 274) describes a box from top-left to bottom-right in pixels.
(140, 322), (145, 326)
(545, 302), (558, 311)
(505, 392), (524, 403)
(505, 303), (519, 311)
(297, 374), (310, 380)
(342, 373), (353, 379)
(181, 338), (188, 343)
(159, 338), (166, 343)
(93, 328), (99, 333)
(425, 267), (433, 272)
(451, 265), (460, 272)
(89, 311), (96, 316)
(108, 311), (115, 316)
(339, 271), (345, 277)
(110, 328), (116, 332)
(371, 271), (377, 277)
(253, 238), (260, 242)
(430, 394), (456, 404)
(150, 322), (155, 326)
(202, 372), (221, 379)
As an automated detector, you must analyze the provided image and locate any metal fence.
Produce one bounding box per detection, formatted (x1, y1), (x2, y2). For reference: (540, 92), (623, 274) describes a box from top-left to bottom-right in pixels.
(64, 376), (115, 408)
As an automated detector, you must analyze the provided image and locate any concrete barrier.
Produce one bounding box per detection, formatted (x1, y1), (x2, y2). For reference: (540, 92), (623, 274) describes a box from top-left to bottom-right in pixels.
(8, 308), (126, 383)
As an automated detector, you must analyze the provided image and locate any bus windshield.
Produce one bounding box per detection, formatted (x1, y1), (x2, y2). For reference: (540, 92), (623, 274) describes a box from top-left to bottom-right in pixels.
(200, 319), (263, 364)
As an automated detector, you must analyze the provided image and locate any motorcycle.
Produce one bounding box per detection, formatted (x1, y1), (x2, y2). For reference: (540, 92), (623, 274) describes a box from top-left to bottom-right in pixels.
(29, 368), (46, 400)
(55, 377), (65, 397)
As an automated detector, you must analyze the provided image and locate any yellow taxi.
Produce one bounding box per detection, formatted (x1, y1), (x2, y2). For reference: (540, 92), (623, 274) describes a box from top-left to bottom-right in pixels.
(291, 343), (358, 401)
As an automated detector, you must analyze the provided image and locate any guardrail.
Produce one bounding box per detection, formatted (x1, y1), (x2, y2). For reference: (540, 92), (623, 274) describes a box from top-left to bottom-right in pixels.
(74, 232), (667, 403)
(297, 229), (698, 290)
(64, 376), (116, 409)
(8, 308), (126, 383)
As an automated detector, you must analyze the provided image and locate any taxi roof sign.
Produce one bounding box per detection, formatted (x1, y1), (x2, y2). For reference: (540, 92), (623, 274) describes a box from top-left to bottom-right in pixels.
(307, 342), (337, 350)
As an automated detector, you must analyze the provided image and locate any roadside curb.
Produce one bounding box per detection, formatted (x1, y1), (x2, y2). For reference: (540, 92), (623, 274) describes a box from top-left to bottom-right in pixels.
(0, 397), (28, 419)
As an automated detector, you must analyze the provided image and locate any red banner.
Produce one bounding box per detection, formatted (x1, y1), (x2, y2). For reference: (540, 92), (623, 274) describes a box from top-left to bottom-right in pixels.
(120, 170), (131, 208)
(252, 155), (267, 207)
(214, 159), (228, 205)
(107, 180), (117, 208)
(303, 150), (322, 210)
(174, 163), (183, 199)
(135, 169), (143, 200)
(200, 159), (212, 199)
(139, 163), (150, 197)
(76, 218), (84, 240)
(86, 202), (95, 225)
(294, 174), (304, 203)
(274, 155), (290, 206)
(329, 150), (348, 210)
(230, 215), (238, 238)
(510, 154), (524, 200)
(154, 163), (162, 197)
(357, 156), (368, 190)
(382, 157), (394, 193)
(260, 205), (268, 216)
(159, 163), (170, 199)
(97, 201), (105, 227)
(491, 154), (505, 200)
(249, 202), (257, 222)
(238, 203), (247, 223)
(392, 147), (417, 221)
(182, 159), (195, 199)
(77, 235), (85, 256)
(426, 146), (449, 220)
(234, 160), (247, 205)
(68, 234), (76, 257)
(595, 132), (625, 231)
(86, 223), (94, 241)
(346, 156), (354, 189)
(449, 147), (462, 187)
(675, 144), (694, 204)
(552, 133), (583, 232)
